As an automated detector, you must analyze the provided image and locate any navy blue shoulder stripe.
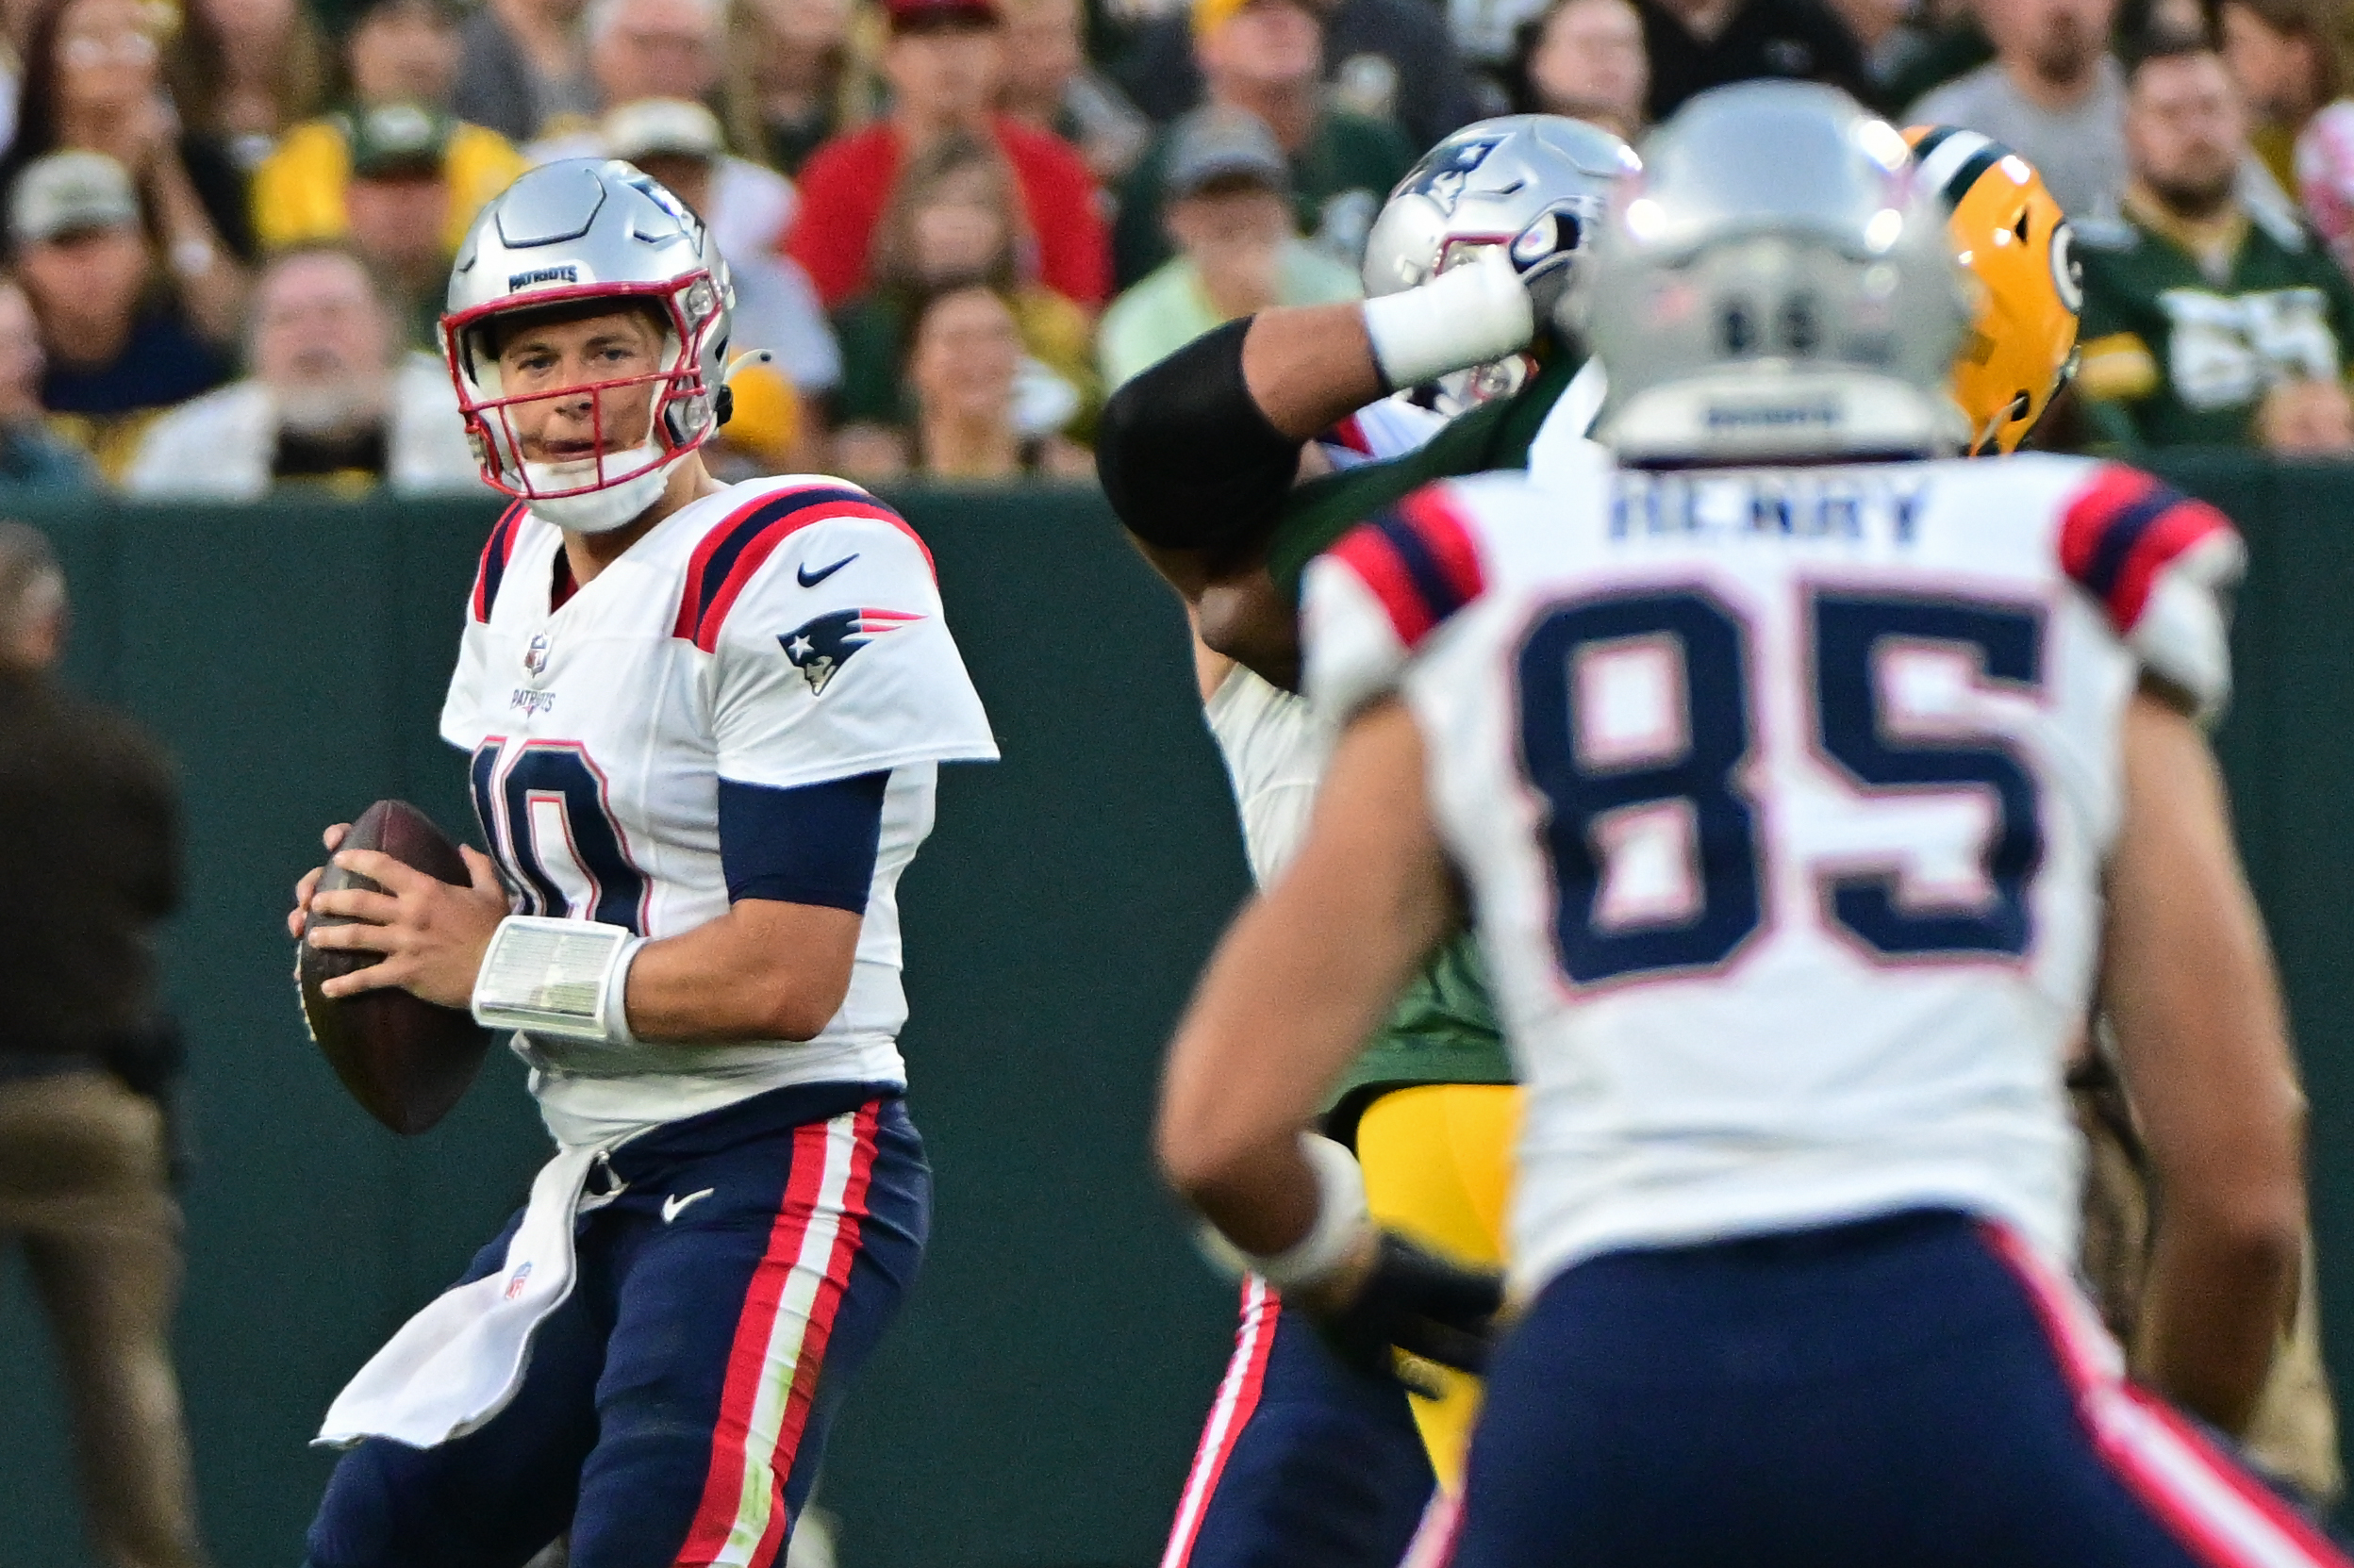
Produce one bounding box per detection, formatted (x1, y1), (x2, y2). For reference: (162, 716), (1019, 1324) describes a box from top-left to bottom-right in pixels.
(672, 486), (908, 651)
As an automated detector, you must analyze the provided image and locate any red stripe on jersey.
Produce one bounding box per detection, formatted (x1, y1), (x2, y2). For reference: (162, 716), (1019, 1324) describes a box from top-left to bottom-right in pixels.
(1983, 1222), (2350, 1568)
(1331, 524), (1438, 647)
(671, 485), (930, 652)
(2110, 498), (2233, 631)
(1398, 487), (1486, 609)
(2056, 465), (2161, 585)
(2059, 465), (2236, 632)
(1325, 414), (1374, 456)
(469, 501), (528, 622)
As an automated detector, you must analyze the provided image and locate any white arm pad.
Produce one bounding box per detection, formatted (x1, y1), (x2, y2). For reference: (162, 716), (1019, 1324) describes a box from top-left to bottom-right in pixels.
(472, 916), (645, 1048)
(1361, 247), (1536, 392)
(1195, 1132), (1374, 1293)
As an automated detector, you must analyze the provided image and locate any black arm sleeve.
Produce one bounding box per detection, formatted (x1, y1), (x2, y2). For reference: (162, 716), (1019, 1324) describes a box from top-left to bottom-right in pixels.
(1094, 318), (1305, 554)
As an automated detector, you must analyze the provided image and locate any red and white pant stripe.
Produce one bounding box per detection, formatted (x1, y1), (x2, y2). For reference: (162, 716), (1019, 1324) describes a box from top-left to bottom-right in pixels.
(1984, 1222), (2350, 1568)
(676, 1101), (881, 1568)
(1161, 1277), (1282, 1568)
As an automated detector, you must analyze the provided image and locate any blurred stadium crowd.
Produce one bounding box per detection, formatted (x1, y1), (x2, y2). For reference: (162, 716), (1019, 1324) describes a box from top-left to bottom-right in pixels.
(0, 0), (2339, 492)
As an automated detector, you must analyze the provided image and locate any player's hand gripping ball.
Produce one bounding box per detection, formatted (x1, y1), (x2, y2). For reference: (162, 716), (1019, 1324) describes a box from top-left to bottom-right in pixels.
(1305, 1229), (1504, 1396)
(293, 801), (502, 1135)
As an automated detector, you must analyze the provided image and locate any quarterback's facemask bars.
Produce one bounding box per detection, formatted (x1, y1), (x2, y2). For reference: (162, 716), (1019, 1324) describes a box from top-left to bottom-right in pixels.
(443, 273), (726, 508)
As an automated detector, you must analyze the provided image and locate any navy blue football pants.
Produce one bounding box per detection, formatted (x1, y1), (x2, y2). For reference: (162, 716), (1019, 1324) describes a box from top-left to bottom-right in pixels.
(1413, 1208), (2351, 1568)
(306, 1081), (927, 1568)
(1161, 1277), (1437, 1568)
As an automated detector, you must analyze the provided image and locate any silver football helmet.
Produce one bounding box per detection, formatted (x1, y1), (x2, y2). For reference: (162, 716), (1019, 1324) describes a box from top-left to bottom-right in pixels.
(1571, 82), (1970, 463)
(443, 158), (736, 532)
(1361, 114), (1639, 410)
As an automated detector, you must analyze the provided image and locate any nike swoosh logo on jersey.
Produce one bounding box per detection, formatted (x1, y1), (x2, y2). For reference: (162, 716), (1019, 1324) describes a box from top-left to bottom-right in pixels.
(798, 554), (857, 587)
(661, 1188), (715, 1224)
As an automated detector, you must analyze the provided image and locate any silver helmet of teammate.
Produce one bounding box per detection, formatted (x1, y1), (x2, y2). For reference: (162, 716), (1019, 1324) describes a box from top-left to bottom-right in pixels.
(1570, 83), (1969, 463)
(442, 158), (736, 533)
(1361, 114), (1639, 409)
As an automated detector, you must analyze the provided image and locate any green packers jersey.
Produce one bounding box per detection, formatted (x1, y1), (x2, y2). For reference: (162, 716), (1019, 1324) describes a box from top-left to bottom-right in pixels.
(1280, 355), (1580, 1120)
(1270, 352), (1585, 601)
(2075, 202), (2354, 449)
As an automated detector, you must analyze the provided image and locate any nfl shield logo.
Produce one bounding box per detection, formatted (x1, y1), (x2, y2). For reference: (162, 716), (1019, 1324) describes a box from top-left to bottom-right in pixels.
(505, 1262), (533, 1300)
(523, 634), (551, 678)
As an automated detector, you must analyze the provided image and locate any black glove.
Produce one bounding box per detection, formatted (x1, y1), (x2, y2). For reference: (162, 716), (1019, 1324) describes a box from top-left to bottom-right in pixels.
(1305, 1229), (1503, 1395)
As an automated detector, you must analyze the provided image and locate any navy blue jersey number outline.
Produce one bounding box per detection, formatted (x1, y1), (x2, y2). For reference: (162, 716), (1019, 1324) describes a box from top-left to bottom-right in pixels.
(1517, 589), (1766, 985)
(1514, 586), (2047, 988)
(470, 738), (651, 933)
(1807, 591), (2045, 958)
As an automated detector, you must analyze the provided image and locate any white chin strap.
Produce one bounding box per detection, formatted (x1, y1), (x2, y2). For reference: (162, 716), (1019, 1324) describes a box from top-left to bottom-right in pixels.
(521, 443), (678, 534)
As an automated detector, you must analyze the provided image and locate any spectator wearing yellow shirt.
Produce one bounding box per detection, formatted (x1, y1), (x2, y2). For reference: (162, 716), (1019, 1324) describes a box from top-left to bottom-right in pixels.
(337, 103), (469, 350)
(250, 0), (529, 256)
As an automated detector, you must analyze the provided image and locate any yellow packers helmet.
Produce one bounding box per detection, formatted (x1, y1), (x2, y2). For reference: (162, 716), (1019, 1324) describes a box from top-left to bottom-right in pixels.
(1904, 125), (2082, 454)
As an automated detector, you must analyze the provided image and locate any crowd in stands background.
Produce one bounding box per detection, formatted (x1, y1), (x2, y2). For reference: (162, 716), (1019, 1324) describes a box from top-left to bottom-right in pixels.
(0, 0), (2341, 494)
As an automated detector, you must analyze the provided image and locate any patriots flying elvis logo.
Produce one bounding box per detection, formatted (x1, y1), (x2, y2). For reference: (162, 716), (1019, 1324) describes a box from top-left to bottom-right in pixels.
(1406, 134), (1505, 216)
(779, 608), (923, 694)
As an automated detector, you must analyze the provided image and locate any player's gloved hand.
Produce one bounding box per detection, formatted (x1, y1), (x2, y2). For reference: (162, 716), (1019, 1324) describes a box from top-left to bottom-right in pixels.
(1299, 1228), (1504, 1396)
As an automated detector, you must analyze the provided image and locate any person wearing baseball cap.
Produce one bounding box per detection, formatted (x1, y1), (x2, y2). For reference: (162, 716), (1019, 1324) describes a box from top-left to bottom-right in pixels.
(1098, 104), (1360, 386)
(8, 151), (228, 476)
(522, 0), (799, 284)
(1109, 0), (1414, 287)
(251, 0), (532, 260)
(602, 96), (843, 449)
(783, 0), (1110, 310)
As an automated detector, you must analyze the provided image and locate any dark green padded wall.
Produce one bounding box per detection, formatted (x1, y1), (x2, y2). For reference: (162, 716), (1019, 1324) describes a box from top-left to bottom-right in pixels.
(0, 463), (2347, 1563)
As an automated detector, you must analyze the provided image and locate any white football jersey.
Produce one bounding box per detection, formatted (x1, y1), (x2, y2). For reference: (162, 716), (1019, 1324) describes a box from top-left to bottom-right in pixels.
(441, 475), (998, 1146)
(1207, 366), (1613, 883)
(1316, 394), (1451, 472)
(1302, 451), (2243, 1289)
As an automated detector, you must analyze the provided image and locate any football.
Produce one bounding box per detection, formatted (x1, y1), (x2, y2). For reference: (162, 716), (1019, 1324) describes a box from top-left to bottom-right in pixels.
(298, 800), (493, 1135)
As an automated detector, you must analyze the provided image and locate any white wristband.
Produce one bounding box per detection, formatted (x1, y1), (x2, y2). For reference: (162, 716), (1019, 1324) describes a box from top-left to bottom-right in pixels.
(1195, 1133), (1372, 1293)
(1361, 247), (1536, 392)
(472, 916), (644, 1048)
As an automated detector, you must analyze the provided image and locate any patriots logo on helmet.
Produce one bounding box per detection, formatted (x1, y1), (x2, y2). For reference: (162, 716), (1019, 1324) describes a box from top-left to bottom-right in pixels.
(1407, 134), (1505, 216)
(779, 608), (924, 695)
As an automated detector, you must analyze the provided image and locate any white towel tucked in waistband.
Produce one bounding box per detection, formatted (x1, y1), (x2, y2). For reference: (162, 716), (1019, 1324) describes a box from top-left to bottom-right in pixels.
(314, 1143), (599, 1449)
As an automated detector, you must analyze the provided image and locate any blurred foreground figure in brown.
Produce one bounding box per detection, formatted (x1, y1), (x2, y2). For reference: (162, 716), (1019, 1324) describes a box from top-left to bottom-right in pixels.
(0, 522), (207, 1568)
(2075, 1030), (2345, 1507)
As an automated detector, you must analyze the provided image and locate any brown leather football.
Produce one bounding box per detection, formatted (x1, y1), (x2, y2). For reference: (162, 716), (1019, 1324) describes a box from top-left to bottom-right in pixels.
(298, 800), (493, 1135)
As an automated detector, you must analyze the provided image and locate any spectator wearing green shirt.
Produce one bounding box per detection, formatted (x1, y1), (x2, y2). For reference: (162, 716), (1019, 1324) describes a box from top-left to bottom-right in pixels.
(1112, 0), (1415, 288)
(2078, 32), (2354, 452)
(1100, 105), (1361, 388)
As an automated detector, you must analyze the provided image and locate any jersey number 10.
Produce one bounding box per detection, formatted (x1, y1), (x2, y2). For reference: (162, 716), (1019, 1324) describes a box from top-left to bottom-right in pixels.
(470, 739), (650, 933)
(1517, 587), (2045, 987)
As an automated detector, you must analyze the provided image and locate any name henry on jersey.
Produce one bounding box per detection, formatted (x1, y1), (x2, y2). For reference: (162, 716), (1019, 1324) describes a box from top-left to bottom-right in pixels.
(1612, 467), (1930, 545)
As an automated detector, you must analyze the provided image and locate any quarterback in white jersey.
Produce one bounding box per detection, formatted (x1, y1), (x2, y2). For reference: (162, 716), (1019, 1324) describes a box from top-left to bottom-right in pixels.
(290, 160), (992, 1568)
(442, 478), (992, 1145)
(1159, 85), (2341, 1568)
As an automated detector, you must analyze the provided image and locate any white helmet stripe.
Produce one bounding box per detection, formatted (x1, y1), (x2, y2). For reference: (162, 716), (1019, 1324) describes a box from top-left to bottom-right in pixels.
(1915, 127), (1995, 206)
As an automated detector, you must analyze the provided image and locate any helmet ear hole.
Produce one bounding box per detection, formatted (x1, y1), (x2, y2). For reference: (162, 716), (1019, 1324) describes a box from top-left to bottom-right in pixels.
(1721, 300), (1759, 355)
(2014, 211), (2030, 242)
(1780, 294), (1821, 356)
(714, 385), (734, 428)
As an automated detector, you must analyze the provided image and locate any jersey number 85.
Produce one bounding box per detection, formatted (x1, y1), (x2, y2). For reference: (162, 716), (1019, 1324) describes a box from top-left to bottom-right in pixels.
(1517, 586), (2044, 987)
